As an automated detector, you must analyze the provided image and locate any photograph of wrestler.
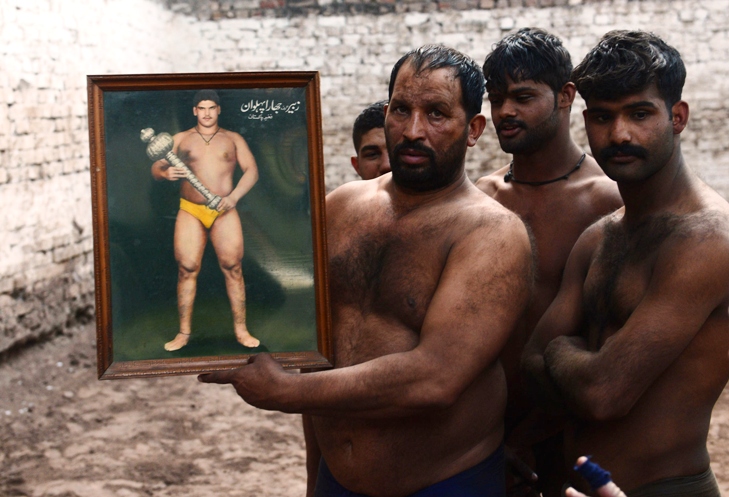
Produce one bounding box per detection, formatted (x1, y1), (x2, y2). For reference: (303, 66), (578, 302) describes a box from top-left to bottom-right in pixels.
(148, 89), (260, 352)
(88, 73), (330, 378)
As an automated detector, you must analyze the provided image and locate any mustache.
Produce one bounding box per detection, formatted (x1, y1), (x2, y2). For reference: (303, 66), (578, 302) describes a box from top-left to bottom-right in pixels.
(600, 144), (649, 161)
(496, 118), (526, 132)
(392, 139), (436, 161)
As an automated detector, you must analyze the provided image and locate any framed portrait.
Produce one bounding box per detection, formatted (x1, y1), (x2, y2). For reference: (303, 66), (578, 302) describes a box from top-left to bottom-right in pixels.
(87, 72), (331, 379)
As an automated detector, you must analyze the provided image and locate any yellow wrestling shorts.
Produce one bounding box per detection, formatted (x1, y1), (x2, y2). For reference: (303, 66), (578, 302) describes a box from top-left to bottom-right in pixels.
(179, 198), (221, 229)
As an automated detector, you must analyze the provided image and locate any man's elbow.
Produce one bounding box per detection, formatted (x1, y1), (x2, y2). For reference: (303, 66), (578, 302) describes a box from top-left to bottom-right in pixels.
(405, 381), (464, 411)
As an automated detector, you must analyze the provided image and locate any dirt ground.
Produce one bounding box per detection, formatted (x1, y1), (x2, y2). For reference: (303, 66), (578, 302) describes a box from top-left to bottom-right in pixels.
(1, 323), (728, 497)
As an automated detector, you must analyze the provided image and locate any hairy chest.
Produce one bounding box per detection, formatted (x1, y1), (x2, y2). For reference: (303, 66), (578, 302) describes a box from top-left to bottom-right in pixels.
(582, 218), (679, 347)
(328, 208), (453, 336)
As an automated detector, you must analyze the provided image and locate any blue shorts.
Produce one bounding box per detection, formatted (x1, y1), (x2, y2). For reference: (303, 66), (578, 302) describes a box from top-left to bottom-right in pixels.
(314, 445), (505, 497)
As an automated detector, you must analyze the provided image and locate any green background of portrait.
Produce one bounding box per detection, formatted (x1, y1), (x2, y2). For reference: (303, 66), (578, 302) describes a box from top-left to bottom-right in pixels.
(102, 87), (317, 361)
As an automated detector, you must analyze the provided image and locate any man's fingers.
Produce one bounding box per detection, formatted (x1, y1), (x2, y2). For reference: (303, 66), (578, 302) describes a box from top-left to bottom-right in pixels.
(198, 369), (238, 384)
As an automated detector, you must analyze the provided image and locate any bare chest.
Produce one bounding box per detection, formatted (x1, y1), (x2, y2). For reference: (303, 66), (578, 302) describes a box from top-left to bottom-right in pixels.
(178, 133), (236, 173)
(330, 220), (448, 323)
(494, 187), (605, 284)
(327, 209), (453, 358)
(582, 221), (674, 347)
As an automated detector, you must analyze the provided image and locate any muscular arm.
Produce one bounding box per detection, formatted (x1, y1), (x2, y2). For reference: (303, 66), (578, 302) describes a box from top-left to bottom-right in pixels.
(217, 133), (259, 211)
(150, 132), (187, 181)
(543, 233), (729, 420)
(201, 210), (533, 418)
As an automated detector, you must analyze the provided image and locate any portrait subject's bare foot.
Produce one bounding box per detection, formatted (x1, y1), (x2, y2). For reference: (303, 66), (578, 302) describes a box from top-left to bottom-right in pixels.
(164, 332), (191, 351)
(235, 329), (260, 348)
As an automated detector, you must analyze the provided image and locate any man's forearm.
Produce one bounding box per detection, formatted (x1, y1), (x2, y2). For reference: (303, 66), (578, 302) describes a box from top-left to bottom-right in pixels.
(521, 346), (567, 415)
(228, 169), (259, 203)
(284, 351), (464, 418)
(543, 337), (614, 420)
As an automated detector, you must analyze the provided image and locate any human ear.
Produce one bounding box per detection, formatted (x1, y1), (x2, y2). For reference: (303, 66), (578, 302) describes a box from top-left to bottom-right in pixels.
(351, 156), (362, 176)
(671, 101), (689, 134)
(467, 114), (487, 147)
(559, 82), (577, 108)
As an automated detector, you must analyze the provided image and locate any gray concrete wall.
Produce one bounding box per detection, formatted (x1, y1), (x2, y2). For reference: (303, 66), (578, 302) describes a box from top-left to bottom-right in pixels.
(1, 0), (728, 353)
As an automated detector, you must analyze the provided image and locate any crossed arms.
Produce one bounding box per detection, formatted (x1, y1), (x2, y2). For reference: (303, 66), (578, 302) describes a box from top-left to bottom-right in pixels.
(522, 219), (729, 420)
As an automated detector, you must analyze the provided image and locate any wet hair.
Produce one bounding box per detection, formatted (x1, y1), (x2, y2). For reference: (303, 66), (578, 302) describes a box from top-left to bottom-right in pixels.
(388, 45), (485, 119)
(483, 27), (573, 94)
(572, 30), (686, 109)
(352, 100), (387, 152)
(192, 89), (220, 107)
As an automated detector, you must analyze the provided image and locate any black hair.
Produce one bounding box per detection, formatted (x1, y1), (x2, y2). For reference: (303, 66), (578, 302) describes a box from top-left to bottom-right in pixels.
(352, 100), (387, 152)
(388, 45), (485, 119)
(483, 27), (573, 94)
(572, 30), (686, 109)
(192, 89), (220, 107)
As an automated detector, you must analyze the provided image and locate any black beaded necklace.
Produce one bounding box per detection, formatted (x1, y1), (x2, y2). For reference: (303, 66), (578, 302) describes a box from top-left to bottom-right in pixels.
(504, 153), (586, 186)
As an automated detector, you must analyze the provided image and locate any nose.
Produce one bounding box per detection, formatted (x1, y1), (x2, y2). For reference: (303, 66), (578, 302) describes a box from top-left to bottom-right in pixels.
(402, 111), (426, 142)
(497, 99), (517, 120)
(609, 116), (632, 144)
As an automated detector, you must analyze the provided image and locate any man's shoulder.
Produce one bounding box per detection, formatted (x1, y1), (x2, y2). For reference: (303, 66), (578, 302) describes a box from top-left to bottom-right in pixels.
(219, 128), (245, 140)
(454, 185), (530, 244)
(474, 166), (510, 196)
(175, 128), (196, 139)
(326, 176), (386, 213)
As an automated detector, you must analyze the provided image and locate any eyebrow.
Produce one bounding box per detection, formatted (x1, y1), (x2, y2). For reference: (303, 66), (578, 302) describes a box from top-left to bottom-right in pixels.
(586, 100), (659, 113)
(489, 85), (538, 96)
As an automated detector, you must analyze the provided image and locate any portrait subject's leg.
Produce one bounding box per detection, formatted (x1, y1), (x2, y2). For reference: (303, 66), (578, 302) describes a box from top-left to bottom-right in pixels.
(210, 209), (260, 348)
(165, 209), (207, 351)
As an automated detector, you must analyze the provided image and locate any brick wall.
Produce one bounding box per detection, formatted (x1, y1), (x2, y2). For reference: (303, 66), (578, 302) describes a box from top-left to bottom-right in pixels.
(181, 0), (729, 190)
(1, 0), (728, 353)
(0, 0), (198, 353)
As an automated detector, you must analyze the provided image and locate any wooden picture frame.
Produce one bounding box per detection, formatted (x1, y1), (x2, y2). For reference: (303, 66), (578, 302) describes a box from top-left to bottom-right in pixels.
(87, 72), (331, 379)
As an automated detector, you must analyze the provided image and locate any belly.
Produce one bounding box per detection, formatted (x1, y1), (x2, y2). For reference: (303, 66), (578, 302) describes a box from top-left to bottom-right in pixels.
(312, 361), (507, 495)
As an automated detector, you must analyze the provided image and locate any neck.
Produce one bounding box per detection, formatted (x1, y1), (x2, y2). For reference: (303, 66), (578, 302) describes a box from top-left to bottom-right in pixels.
(619, 151), (695, 227)
(389, 170), (469, 211)
(510, 130), (584, 183)
(197, 125), (219, 134)
(509, 140), (585, 184)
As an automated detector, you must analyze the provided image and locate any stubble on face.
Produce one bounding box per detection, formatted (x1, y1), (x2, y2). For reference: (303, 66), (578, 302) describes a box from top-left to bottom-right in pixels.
(495, 97), (560, 155)
(585, 86), (677, 184)
(386, 63), (471, 193)
(388, 130), (469, 192)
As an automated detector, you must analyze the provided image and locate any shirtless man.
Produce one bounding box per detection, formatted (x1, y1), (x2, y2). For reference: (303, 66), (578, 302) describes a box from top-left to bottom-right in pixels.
(351, 100), (391, 180)
(522, 31), (729, 496)
(151, 89), (260, 351)
(200, 45), (533, 496)
(475, 28), (622, 496)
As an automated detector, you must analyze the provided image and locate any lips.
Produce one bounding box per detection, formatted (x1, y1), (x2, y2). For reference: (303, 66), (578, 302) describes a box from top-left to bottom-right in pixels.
(398, 148), (429, 165)
(497, 120), (524, 139)
(392, 140), (435, 167)
(609, 153), (637, 164)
